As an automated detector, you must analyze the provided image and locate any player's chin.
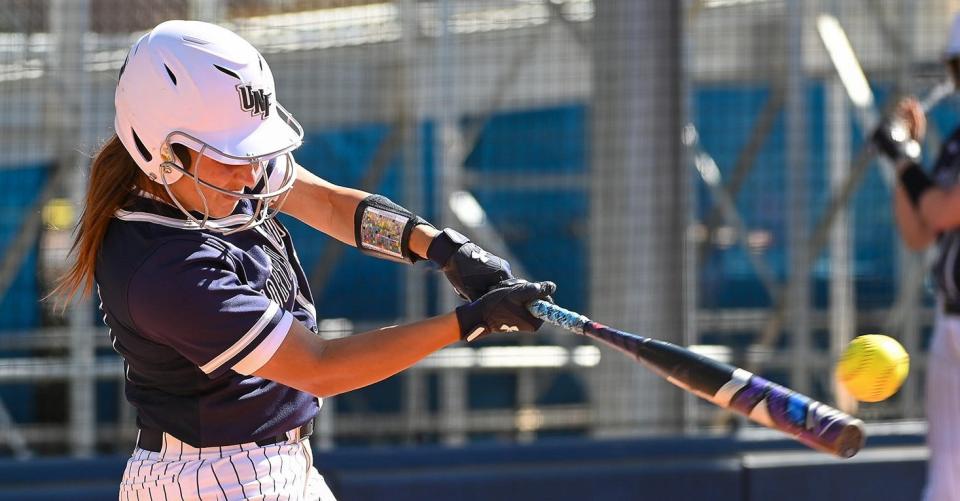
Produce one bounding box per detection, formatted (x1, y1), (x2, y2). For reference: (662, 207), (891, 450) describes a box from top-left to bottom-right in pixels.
(208, 199), (241, 219)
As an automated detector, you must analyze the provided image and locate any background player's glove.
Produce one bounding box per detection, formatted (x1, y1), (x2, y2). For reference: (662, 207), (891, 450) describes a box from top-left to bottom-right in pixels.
(455, 279), (557, 342)
(872, 118), (922, 165)
(428, 228), (514, 301)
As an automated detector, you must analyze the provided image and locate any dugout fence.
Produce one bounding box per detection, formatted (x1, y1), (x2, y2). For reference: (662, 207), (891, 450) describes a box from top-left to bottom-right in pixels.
(0, 0), (947, 457)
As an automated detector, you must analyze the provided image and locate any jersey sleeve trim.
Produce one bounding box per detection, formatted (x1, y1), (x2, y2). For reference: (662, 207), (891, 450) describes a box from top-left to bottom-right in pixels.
(232, 311), (293, 375)
(115, 208), (254, 231)
(199, 301), (280, 375)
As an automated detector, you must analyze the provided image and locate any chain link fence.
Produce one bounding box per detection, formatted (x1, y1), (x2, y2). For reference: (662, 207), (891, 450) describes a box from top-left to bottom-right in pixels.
(0, 0), (949, 456)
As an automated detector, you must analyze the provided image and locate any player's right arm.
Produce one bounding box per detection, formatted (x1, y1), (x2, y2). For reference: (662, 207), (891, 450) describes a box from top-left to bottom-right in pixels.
(876, 97), (940, 248)
(897, 182), (960, 236)
(254, 313), (459, 397)
(893, 182), (938, 250)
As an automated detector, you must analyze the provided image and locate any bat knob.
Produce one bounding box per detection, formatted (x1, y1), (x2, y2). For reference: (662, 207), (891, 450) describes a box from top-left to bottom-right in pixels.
(834, 419), (867, 459)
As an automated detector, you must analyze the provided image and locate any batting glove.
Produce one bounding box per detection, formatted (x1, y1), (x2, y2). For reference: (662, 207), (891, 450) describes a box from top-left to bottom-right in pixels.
(455, 279), (557, 342)
(427, 228), (514, 301)
(872, 119), (922, 165)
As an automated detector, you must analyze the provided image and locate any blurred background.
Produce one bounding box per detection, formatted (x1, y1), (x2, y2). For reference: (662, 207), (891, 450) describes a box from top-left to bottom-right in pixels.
(0, 0), (953, 498)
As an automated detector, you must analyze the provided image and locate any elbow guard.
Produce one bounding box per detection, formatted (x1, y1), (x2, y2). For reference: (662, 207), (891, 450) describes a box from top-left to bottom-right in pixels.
(354, 195), (432, 263)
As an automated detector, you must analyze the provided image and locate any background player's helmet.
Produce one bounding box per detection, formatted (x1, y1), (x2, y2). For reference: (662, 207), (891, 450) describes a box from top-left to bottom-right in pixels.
(944, 13), (960, 91)
(948, 12), (960, 58)
(114, 20), (303, 232)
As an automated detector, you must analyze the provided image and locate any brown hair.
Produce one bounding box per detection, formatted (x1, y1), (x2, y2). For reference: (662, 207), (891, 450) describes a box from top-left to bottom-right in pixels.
(52, 134), (160, 305)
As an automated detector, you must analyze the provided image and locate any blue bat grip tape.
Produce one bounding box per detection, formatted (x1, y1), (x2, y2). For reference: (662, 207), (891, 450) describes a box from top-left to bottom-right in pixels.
(528, 300), (590, 335)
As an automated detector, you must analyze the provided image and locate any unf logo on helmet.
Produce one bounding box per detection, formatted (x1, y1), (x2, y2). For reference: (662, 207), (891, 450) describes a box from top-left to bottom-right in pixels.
(236, 83), (271, 119)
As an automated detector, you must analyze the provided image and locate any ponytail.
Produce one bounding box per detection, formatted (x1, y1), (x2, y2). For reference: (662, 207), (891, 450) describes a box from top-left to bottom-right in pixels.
(52, 135), (153, 306)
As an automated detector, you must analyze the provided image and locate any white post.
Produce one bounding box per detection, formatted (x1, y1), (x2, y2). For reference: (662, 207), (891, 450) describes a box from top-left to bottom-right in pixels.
(827, 75), (856, 411)
(49, 0), (95, 457)
(590, 0), (685, 435)
(786, 0), (811, 395)
(432, 0), (468, 445)
(398, 0), (429, 443)
(316, 319), (352, 449)
(190, 0), (226, 23)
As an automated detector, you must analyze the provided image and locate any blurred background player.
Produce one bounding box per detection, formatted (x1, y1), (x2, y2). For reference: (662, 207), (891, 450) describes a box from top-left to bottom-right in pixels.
(54, 20), (555, 499)
(873, 11), (960, 501)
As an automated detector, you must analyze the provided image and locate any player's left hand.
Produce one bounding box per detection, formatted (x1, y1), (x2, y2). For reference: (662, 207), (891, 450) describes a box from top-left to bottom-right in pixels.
(872, 118), (922, 166)
(427, 228), (514, 301)
(895, 97), (926, 141)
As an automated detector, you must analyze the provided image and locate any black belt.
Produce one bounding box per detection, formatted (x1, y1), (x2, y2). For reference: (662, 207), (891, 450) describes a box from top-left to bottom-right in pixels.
(137, 420), (314, 453)
(945, 303), (960, 315)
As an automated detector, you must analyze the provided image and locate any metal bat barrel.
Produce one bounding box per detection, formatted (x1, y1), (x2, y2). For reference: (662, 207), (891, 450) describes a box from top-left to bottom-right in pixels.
(528, 300), (867, 459)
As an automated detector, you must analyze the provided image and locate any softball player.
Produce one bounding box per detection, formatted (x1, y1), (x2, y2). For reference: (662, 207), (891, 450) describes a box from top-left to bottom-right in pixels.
(875, 13), (960, 501)
(55, 20), (554, 500)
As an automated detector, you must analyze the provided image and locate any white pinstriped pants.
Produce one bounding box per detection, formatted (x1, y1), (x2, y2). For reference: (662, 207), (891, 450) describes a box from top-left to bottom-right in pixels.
(924, 311), (960, 501)
(119, 431), (337, 501)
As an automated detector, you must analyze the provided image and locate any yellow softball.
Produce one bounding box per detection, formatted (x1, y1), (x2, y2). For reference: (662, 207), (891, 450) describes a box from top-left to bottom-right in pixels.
(836, 334), (910, 403)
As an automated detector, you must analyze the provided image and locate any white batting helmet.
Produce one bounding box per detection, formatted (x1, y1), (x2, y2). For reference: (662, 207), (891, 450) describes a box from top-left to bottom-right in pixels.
(114, 20), (303, 232)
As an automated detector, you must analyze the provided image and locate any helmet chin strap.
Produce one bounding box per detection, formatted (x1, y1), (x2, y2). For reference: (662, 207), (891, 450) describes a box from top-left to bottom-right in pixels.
(157, 137), (297, 234)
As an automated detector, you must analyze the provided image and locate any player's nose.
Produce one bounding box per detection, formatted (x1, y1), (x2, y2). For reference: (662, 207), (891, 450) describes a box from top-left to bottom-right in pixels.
(234, 161), (260, 189)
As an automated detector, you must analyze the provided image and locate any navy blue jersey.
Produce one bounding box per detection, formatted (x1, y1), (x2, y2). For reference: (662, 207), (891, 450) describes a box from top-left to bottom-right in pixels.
(96, 192), (320, 447)
(931, 127), (960, 305)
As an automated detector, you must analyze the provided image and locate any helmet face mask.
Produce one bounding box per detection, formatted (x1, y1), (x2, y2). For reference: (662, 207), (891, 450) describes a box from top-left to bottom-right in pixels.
(159, 131), (299, 235)
(115, 20), (304, 233)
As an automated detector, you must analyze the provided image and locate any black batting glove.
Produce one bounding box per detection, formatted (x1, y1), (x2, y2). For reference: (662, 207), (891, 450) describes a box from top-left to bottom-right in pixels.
(872, 119), (922, 165)
(427, 228), (514, 301)
(455, 279), (557, 342)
